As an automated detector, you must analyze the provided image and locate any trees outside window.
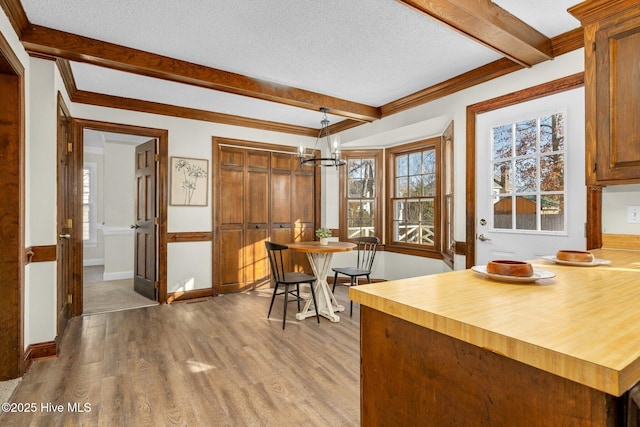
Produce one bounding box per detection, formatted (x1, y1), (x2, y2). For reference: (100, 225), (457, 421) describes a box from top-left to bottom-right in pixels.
(339, 150), (382, 242)
(491, 112), (566, 233)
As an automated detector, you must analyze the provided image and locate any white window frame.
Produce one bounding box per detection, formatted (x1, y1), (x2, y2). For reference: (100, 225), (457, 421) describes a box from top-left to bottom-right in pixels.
(83, 162), (98, 246)
(489, 109), (568, 236)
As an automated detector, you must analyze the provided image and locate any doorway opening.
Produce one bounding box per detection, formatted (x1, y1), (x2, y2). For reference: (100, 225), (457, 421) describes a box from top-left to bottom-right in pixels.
(82, 129), (158, 314)
(72, 120), (168, 316)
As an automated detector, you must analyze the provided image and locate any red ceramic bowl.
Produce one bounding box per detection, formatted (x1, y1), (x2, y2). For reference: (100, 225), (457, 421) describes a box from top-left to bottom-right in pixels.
(556, 250), (594, 263)
(486, 260), (534, 277)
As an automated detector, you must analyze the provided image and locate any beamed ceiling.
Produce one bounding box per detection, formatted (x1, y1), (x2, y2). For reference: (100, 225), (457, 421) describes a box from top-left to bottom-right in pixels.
(1, 0), (583, 137)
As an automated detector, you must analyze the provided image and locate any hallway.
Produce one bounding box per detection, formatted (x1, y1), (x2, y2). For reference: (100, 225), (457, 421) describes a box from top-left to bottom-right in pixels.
(83, 266), (157, 315)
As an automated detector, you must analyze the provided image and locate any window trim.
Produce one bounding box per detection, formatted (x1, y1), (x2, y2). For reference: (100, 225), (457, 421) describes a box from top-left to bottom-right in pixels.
(338, 149), (383, 243)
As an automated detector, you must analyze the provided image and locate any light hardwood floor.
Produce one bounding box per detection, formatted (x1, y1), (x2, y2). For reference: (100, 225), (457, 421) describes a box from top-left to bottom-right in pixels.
(1, 286), (361, 426)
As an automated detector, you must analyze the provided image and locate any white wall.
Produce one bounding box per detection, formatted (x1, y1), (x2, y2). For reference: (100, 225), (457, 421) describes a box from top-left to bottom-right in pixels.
(602, 184), (640, 235)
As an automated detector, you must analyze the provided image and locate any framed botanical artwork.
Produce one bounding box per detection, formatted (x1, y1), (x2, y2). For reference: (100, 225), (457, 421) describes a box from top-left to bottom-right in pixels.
(170, 157), (209, 206)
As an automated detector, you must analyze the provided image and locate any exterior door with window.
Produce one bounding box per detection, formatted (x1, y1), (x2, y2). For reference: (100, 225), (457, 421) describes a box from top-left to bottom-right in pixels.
(475, 88), (586, 266)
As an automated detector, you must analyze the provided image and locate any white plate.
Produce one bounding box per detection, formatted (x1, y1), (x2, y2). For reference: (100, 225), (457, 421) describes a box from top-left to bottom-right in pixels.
(541, 255), (611, 267)
(471, 265), (556, 283)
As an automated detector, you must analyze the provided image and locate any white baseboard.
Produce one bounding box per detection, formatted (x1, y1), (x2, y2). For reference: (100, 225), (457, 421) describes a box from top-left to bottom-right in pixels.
(103, 271), (134, 281)
(83, 258), (105, 267)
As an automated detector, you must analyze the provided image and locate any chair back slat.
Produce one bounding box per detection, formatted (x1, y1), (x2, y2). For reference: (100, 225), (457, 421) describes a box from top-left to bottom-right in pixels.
(355, 237), (380, 272)
(265, 241), (288, 282)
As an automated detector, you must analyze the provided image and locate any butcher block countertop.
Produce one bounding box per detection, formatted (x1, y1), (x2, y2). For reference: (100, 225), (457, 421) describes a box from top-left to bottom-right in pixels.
(350, 249), (640, 396)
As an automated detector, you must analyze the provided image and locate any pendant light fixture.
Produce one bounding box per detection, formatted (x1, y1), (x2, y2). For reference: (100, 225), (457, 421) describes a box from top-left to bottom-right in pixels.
(298, 108), (346, 168)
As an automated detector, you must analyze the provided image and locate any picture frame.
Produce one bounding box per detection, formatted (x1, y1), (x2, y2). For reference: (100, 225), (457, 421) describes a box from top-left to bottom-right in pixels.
(170, 157), (209, 206)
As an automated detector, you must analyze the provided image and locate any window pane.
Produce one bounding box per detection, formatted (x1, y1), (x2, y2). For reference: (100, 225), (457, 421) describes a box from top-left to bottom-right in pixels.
(540, 153), (564, 191)
(540, 113), (564, 153)
(348, 179), (364, 197)
(406, 200), (421, 222)
(423, 150), (436, 174)
(493, 196), (513, 229)
(423, 174), (436, 197)
(541, 195), (564, 231)
(396, 154), (408, 177)
(409, 176), (422, 197)
(515, 119), (537, 156)
(361, 160), (375, 197)
(492, 124), (512, 159)
(409, 152), (422, 175)
(82, 205), (90, 240)
(348, 159), (363, 179)
(516, 195), (537, 230)
(396, 177), (408, 197)
(493, 161), (512, 194)
(394, 200), (405, 220)
(515, 157), (536, 192)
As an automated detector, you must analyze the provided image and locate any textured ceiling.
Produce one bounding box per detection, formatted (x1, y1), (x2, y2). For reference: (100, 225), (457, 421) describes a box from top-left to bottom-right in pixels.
(19, 0), (581, 129)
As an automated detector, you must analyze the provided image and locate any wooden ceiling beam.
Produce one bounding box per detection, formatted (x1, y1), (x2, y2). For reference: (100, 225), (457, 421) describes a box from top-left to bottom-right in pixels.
(20, 25), (381, 122)
(71, 90), (319, 137)
(396, 0), (554, 67)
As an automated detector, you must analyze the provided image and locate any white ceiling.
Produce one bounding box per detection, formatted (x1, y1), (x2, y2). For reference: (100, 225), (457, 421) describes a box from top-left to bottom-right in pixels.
(20, 0), (581, 129)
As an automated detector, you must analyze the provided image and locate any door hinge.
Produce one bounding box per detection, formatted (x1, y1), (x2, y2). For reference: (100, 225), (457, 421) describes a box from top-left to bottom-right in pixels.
(66, 218), (73, 228)
(67, 294), (72, 304)
(154, 154), (160, 162)
(67, 142), (73, 153)
(154, 217), (159, 225)
(154, 281), (159, 289)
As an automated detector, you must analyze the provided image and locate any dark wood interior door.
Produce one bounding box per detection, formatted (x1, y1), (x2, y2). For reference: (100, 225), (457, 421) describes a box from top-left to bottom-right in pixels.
(56, 104), (72, 337)
(134, 139), (157, 300)
(0, 63), (23, 379)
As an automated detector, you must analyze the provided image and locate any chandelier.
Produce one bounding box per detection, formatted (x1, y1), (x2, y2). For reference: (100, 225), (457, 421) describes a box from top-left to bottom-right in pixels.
(298, 108), (346, 168)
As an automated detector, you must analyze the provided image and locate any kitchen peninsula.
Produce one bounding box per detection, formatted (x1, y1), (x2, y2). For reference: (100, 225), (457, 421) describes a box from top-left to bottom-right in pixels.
(350, 249), (640, 426)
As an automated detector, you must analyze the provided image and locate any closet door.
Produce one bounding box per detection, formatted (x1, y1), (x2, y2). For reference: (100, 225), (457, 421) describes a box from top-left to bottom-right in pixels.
(219, 146), (245, 293)
(270, 153), (293, 271)
(214, 139), (319, 294)
(245, 151), (270, 287)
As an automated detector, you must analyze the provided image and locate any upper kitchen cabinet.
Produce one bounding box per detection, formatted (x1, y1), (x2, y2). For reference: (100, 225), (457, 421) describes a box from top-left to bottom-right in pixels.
(570, 0), (640, 185)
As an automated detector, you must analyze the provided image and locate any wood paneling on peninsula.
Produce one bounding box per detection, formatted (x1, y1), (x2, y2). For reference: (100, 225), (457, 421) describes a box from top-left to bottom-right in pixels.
(352, 249), (640, 425)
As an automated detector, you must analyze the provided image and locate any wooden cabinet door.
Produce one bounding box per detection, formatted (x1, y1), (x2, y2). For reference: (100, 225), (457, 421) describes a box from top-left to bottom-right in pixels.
(593, 15), (640, 183)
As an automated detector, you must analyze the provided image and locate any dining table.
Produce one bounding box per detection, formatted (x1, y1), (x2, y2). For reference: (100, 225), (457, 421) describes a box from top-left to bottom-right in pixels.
(286, 241), (356, 323)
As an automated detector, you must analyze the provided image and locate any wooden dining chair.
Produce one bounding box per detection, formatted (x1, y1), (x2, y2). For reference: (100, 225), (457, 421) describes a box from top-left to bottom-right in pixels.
(265, 241), (320, 329)
(332, 236), (380, 316)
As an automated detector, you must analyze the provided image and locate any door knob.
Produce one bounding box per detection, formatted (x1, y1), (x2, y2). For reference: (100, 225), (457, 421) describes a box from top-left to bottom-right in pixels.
(478, 234), (491, 242)
(58, 233), (71, 239)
